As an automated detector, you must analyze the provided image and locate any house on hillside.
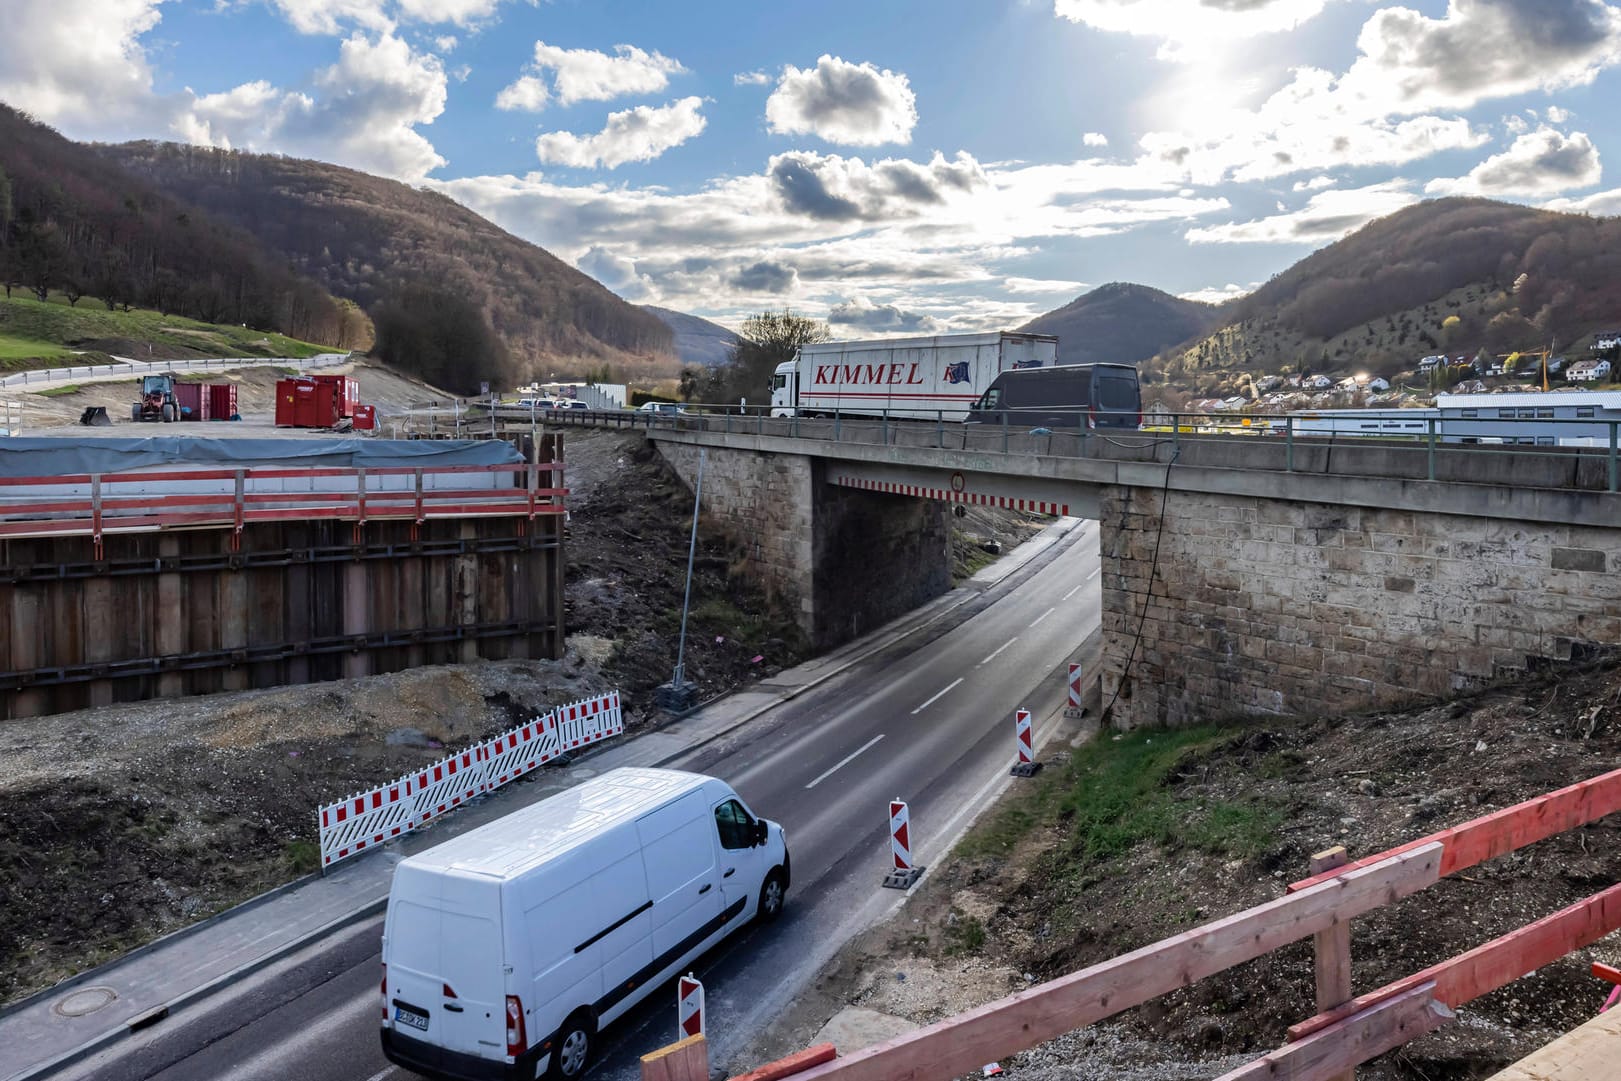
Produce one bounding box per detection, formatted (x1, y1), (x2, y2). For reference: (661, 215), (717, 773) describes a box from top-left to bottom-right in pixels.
(1254, 375), (1283, 393)
(1592, 331), (1621, 352)
(1307, 374), (1334, 389)
(1418, 355), (1446, 371)
(1367, 377), (1391, 392)
(1568, 359), (1613, 383)
(1451, 379), (1488, 394)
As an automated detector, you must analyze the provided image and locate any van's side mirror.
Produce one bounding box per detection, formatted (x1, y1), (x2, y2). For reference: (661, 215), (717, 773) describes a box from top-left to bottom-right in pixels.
(753, 821), (768, 847)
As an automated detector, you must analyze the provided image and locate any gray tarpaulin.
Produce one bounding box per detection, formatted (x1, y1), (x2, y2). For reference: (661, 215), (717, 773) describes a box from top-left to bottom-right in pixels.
(0, 437), (524, 478)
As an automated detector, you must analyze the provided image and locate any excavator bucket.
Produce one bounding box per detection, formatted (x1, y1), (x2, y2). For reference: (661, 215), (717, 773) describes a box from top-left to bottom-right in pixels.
(79, 406), (112, 427)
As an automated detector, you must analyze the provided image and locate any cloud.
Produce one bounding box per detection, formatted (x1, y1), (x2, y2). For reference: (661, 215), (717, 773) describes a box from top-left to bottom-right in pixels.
(266, 0), (392, 36)
(575, 245), (650, 299)
(768, 150), (988, 222)
(730, 261), (800, 293)
(393, 0), (505, 26)
(434, 34), (458, 51)
(1054, 0), (1334, 56)
(495, 75), (549, 112)
(733, 71), (770, 86)
(176, 32), (448, 182)
(533, 96), (706, 169)
(0, 0), (166, 132)
(1426, 128), (1602, 196)
(1002, 276), (1090, 295)
(828, 297), (943, 333)
(498, 41), (686, 110)
(1179, 282), (1257, 304)
(1082, 132), (1109, 147)
(1543, 187), (1621, 215)
(1185, 181), (1417, 244)
(765, 55), (917, 146)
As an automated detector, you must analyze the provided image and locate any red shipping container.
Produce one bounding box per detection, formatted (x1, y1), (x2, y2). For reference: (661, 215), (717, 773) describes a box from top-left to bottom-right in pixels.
(275, 378), (337, 428)
(172, 382), (210, 421)
(275, 378), (299, 426)
(310, 374), (359, 417)
(208, 383), (238, 420)
(351, 403), (377, 430)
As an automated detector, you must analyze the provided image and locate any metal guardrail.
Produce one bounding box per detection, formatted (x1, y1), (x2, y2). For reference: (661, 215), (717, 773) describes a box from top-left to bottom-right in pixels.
(0, 352), (352, 388)
(400, 401), (1621, 495)
(0, 462), (566, 550)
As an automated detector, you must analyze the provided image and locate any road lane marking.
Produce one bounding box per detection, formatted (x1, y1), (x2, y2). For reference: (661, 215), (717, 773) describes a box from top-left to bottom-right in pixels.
(1062, 583), (1082, 600)
(362, 1069), (400, 1081)
(977, 637), (1018, 666)
(910, 677), (964, 715)
(1030, 607), (1056, 627)
(805, 734), (886, 789)
(1086, 567), (1100, 580)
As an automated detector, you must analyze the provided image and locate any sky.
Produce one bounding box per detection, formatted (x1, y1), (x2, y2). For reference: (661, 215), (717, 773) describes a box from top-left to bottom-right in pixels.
(5, 0), (1621, 336)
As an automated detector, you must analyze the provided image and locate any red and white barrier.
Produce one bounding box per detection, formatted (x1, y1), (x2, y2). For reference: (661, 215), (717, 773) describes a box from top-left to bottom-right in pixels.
(317, 688), (629, 870)
(882, 799), (925, 889)
(1066, 663), (1084, 717)
(677, 974), (704, 1039)
(318, 776), (416, 867)
(412, 744), (491, 826)
(1011, 707), (1042, 777)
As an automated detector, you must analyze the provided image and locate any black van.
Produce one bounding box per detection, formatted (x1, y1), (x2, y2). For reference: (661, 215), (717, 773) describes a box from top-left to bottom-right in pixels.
(966, 363), (1142, 429)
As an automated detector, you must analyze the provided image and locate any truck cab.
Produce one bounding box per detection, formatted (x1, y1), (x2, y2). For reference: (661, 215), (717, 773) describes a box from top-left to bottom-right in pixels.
(769, 361), (797, 417)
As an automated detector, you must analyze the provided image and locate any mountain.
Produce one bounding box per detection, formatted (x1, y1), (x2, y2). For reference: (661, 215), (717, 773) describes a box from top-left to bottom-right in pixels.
(97, 141), (675, 387)
(1018, 283), (1223, 366)
(1150, 197), (1621, 394)
(643, 306), (738, 368)
(0, 104), (359, 347)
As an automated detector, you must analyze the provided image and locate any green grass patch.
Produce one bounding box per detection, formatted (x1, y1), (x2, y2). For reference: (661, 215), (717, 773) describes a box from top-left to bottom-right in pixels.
(943, 911), (986, 955)
(0, 334), (75, 365)
(958, 723), (1284, 866)
(284, 839), (320, 874)
(35, 384), (80, 397)
(691, 596), (771, 644)
(0, 293), (331, 361)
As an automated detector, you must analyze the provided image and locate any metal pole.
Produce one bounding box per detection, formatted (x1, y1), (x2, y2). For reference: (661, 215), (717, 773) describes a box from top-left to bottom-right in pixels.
(882, 409), (889, 445)
(936, 410), (943, 449)
(1610, 421), (1618, 493)
(1002, 410), (1008, 453)
(1286, 415), (1294, 473)
(673, 449), (706, 689)
(1426, 418), (1436, 481)
(834, 407), (841, 441)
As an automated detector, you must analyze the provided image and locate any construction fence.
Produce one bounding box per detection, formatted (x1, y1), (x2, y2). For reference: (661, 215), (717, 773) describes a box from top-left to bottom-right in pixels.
(317, 689), (624, 868)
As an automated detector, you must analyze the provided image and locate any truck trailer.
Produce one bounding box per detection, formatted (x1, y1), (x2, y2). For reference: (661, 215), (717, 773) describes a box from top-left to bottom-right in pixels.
(769, 331), (1058, 421)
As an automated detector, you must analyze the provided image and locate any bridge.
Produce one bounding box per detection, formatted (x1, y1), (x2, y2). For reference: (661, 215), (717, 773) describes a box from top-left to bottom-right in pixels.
(534, 408), (1619, 730)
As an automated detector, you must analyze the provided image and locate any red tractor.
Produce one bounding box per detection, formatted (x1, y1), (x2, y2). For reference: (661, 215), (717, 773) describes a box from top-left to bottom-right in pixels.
(132, 374), (179, 422)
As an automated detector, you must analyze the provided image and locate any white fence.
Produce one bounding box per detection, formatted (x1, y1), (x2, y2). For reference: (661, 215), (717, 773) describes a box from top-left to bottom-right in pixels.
(317, 689), (625, 868)
(0, 352), (352, 389)
(0, 399), (22, 437)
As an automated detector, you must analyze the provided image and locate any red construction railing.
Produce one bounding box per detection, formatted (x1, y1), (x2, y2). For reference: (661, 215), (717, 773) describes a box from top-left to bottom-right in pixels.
(0, 461), (566, 547)
(719, 766), (1621, 1081)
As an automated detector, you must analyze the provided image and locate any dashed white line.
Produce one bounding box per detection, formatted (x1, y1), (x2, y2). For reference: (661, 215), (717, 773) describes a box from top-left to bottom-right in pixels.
(805, 734), (886, 789)
(1030, 607), (1056, 627)
(1062, 583), (1082, 601)
(910, 677), (964, 715)
(1086, 567), (1100, 581)
(978, 637), (1018, 666)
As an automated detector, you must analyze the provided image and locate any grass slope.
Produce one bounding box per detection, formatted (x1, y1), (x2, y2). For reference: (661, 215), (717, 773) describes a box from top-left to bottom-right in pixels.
(0, 293), (331, 370)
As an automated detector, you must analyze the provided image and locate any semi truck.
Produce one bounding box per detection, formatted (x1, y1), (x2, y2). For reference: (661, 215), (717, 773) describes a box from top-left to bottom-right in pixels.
(769, 331), (1058, 422)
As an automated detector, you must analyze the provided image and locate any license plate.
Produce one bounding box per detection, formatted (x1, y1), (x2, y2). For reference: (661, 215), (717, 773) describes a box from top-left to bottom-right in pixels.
(394, 1003), (429, 1032)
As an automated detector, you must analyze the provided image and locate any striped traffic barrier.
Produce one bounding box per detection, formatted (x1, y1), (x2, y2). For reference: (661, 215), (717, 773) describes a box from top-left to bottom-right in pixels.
(1011, 708), (1041, 777)
(882, 799), (925, 889)
(678, 974), (704, 1039)
(1065, 663), (1086, 717)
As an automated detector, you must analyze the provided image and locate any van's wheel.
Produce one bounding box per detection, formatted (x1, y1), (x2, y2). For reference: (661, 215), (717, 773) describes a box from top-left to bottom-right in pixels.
(757, 869), (787, 923)
(549, 1009), (594, 1079)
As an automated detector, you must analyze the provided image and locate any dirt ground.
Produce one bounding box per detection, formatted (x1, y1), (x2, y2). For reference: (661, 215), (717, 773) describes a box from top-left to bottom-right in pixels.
(766, 662), (1621, 1081)
(0, 425), (1043, 1006)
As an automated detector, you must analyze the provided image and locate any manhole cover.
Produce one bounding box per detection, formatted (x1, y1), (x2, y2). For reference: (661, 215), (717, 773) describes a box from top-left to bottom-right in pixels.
(53, 986), (117, 1018)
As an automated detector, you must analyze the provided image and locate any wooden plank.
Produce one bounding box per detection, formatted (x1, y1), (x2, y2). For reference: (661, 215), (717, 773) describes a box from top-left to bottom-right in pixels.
(1290, 882), (1621, 1042)
(1308, 847), (1354, 1081)
(728, 1043), (838, 1081)
(1215, 983), (1451, 1081)
(1289, 768), (1621, 894)
(1483, 1003), (1621, 1080)
(779, 843), (1442, 1081)
(639, 1033), (708, 1081)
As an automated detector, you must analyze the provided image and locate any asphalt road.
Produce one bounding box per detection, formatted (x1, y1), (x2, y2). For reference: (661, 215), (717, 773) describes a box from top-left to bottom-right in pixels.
(64, 521), (1103, 1081)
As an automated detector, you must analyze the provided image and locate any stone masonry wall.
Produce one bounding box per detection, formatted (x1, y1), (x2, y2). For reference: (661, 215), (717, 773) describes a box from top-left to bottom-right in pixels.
(657, 444), (951, 649)
(1100, 485), (1621, 730)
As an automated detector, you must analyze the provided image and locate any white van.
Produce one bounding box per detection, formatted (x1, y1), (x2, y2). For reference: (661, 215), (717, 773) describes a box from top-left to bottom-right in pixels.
(379, 767), (789, 1080)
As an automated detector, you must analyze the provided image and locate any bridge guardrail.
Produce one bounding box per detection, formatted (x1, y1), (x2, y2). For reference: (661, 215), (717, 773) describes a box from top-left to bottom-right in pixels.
(394, 400), (1621, 495)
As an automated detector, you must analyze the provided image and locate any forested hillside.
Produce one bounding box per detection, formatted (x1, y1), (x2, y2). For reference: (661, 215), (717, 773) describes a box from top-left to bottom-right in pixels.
(1018, 282), (1223, 365)
(1149, 198), (1621, 390)
(100, 141), (675, 391)
(0, 105), (361, 348)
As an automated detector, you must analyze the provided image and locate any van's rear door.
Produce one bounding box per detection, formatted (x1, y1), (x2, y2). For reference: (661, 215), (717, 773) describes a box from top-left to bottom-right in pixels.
(386, 869), (506, 1063)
